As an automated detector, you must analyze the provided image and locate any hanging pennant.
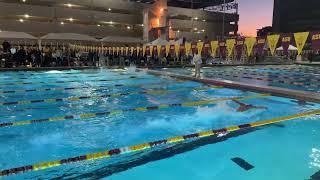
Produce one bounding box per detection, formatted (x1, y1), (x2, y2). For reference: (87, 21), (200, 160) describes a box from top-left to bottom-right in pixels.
(256, 37), (266, 55)
(294, 32), (309, 55)
(235, 38), (244, 60)
(185, 42), (191, 56)
(125, 47), (128, 55)
(165, 44), (170, 56)
(143, 46), (146, 56)
(267, 34), (280, 56)
(281, 34), (292, 55)
(157, 45), (161, 57)
(175, 43), (180, 57)
(196, 42), (204, 55)
(245, 37), (256, 56)
(226, 39), (235, 57)
(311, 32), (320, 50)
(210, 41), (218, 57)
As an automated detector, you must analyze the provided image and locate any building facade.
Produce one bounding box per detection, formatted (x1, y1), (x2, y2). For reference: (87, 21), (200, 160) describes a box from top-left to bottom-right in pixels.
(273, 0), (320, 33)
(0, 0), (238, 42)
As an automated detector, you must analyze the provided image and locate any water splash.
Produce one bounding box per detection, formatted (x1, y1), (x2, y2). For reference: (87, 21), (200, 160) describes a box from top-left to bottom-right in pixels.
(310, 148), (320, 168)
(45, 70), (64, 74)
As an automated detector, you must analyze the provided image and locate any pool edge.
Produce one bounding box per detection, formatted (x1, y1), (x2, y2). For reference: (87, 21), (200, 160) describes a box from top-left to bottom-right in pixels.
(145, 69), (320, 103)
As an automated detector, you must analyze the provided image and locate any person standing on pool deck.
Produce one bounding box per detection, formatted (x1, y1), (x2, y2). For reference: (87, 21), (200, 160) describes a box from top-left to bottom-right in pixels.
(193, 51), (202, 78)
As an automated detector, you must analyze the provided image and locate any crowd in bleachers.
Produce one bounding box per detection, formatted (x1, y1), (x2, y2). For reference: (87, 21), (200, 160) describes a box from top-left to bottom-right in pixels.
(0, 40), (254, 68)
(1, 39), (318, 68)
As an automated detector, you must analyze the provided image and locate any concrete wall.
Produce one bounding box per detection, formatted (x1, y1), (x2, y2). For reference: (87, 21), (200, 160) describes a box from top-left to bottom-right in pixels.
(0, 1), (238, 41)
(168, 6), (238, 41)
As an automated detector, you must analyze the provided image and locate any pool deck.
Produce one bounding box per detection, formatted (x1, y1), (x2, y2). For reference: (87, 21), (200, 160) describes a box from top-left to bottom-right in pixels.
(295, 62), (320, 66)
(146, 69), (320, 103)
(139, 62), (293, 69)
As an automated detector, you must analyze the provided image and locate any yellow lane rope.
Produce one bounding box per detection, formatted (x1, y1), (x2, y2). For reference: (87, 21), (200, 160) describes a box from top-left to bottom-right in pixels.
(1, 108), (319, 176)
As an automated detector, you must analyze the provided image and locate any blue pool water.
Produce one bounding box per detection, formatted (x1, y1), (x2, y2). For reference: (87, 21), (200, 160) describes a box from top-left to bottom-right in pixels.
(158, 65), (320, 93)
(0, 68), (319, 179)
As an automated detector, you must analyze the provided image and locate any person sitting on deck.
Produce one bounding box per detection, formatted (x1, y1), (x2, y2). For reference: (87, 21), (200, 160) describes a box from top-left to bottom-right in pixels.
(232, 100), (267, 112)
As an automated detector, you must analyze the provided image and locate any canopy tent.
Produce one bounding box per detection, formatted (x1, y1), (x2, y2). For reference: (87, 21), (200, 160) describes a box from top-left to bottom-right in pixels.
(0, 31), (37, 40)
(100, 36), (144, 44)
(146, 38), (169, 46)
(276, 45), (298, 51)
(40, 33), (98, 42)
(0, 31), (38, 46)
(172, 38), (184, 45)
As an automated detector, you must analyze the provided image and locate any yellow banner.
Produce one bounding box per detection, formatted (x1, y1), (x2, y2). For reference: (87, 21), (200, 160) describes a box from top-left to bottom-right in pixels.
(267, 34), (280, 56)
(157, 45), (161, 57)
(112, 47), (116, 54)
(197, 42), (204, 55)
(143, 46), (146, 56)
(210, 41), (218, 57)
(175, 44), (180, 57)
(226, 39), (235, 57)
(185, 43), (191, 55)
(245, 37), (256, 56)
(130, 47), (134, 55)
(166, 44), (170, 56)
(150, 46), (153, 56)
(120, 47), (124, 54)
(294, 32), (309, 55)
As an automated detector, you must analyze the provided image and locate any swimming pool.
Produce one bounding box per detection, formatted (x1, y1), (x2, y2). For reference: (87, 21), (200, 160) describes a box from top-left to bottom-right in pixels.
(0, 68), (319, 179)
(158, 65), (320, 93)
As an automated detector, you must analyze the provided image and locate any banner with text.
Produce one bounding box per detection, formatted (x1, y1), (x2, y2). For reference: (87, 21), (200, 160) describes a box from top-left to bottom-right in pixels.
(235, 38), (245, 60)
(311, 31), (320, 50)
(256, 37), (266, 55)
(281, 34), (292, 55)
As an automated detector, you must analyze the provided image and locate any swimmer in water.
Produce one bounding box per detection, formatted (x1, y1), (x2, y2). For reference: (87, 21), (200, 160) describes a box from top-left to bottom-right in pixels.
(232, 100), (267, 112)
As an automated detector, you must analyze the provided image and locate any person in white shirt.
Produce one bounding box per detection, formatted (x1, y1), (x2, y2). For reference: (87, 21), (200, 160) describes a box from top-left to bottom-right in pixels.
(193, 51), (202, 78)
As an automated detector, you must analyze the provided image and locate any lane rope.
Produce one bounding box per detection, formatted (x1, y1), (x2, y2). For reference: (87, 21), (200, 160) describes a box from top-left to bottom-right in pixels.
(1, 108), (319, 177)
(0, 81), (186, 94)
(211, 72), (320, 88)
(0, 75), (101, 82)
(0, 76), (140, 86)
(0, 86), (223, 106)
(0, 93), (270, 128)
(208, 69), (320, 82)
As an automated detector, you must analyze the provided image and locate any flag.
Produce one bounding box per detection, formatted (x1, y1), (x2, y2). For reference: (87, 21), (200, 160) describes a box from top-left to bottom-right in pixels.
(210, 41), (218, 57)
(267, 34), (280, 56)
(226, 39), (235, 57)
(245, 37), (256, 56)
